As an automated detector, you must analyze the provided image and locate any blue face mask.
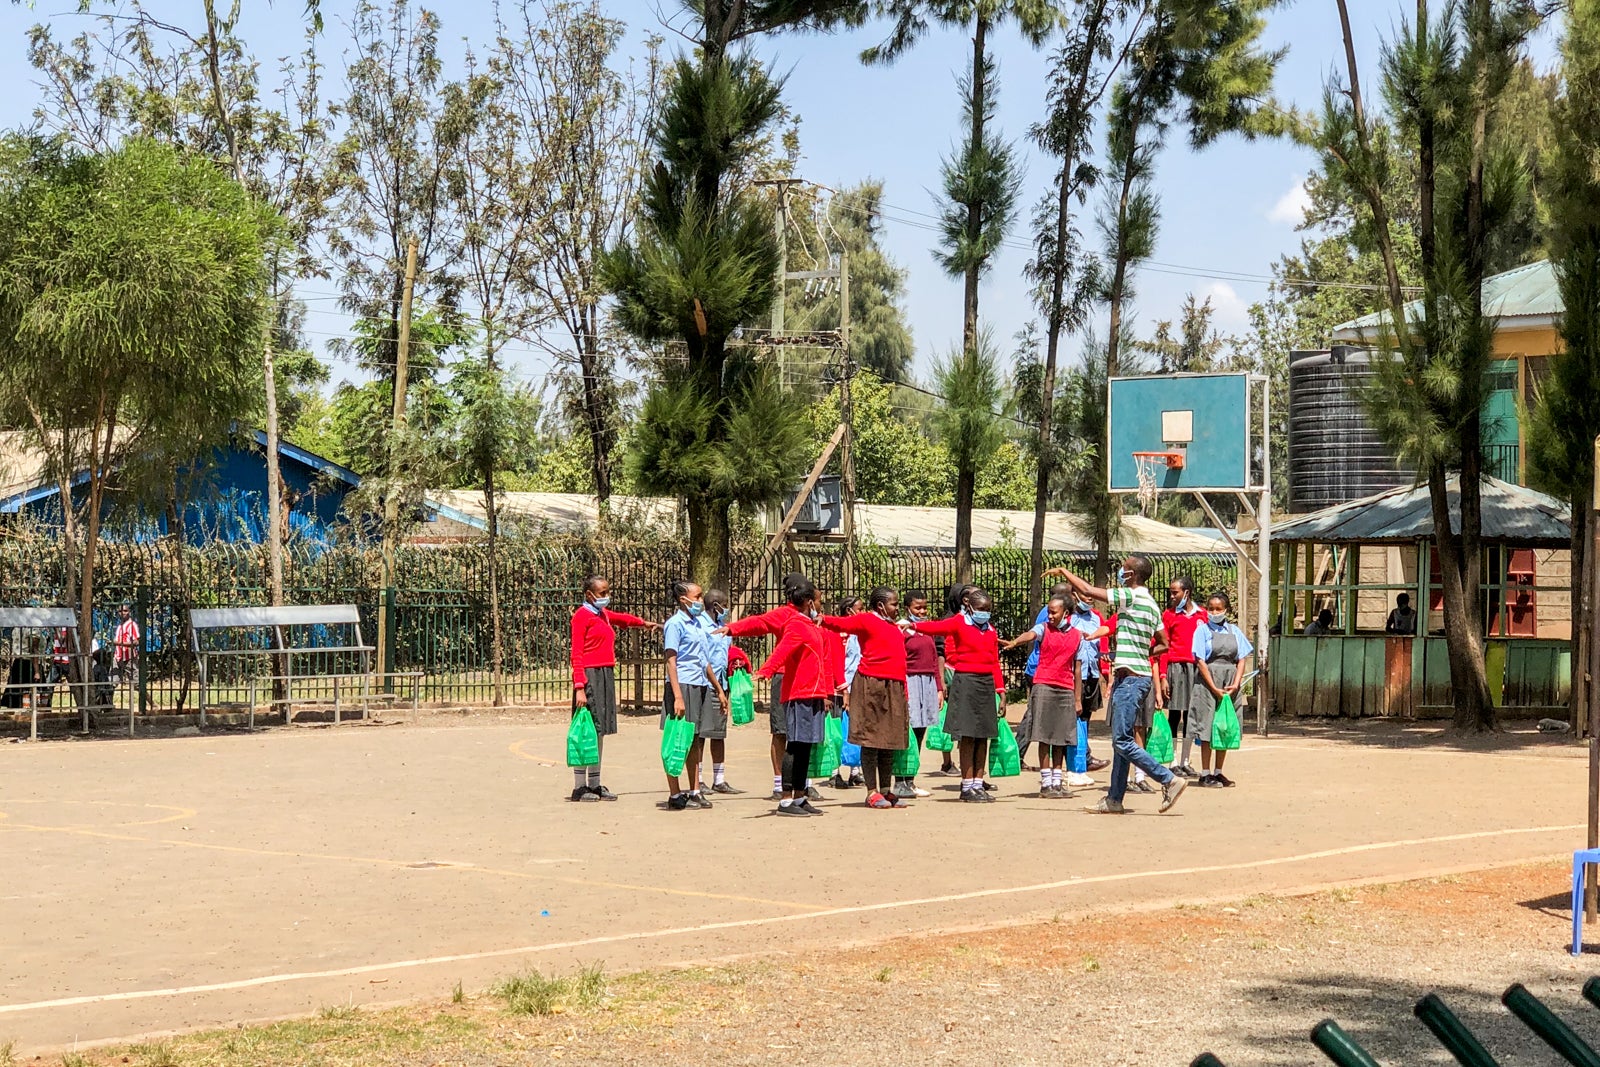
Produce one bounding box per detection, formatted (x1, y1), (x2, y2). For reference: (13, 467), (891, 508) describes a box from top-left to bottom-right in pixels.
(969, 610), (992, 627)
(1116, 569), (1130, 587)
(1075, 601), (1092, 614)
(1173, 595), (1188, 610)
(686, 602), (704, 618)
(591, 596), (611, 610)
(715, 609), (727, 623)
(1208, 611), (1227, 625)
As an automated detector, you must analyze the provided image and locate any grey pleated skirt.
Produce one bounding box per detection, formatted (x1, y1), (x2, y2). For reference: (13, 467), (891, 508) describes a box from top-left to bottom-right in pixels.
(784, 697), (828, 744)
(662, 683), (722, 737)
(944, 670), (999, 740)
(1027, 682), (1078, 747)
(577, 666), (618, 736)
(907, 673), (941, 729)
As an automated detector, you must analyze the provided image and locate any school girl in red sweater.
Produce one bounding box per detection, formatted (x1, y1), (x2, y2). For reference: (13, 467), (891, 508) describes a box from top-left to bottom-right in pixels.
(721, 572), (821, 801)
(822, 587), (910, 809)
(754, 577), (840, 817)
(569, 575), (657, 802)
(1002, 594), (1083, 798)
(910, 587), (1005, 804)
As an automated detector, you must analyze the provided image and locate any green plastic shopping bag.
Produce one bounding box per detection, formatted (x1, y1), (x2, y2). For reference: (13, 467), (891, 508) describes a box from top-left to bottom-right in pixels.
(892, 723), (921, 777)
(728, 668), (754, 726)
(567, 707), (600, 767)
(925, 702), (955, 752)
(661, 715), (696, 776)
(988, 707), (1021, 778)
(808, 711), (844, 779)
(1146, 710), (1174, 764)
(1211, 694), (1242, 751)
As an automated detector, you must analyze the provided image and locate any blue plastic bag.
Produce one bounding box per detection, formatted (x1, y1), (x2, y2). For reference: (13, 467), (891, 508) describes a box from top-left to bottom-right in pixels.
(839, 710), (862, 767)
(1072, 718), (1088, 774)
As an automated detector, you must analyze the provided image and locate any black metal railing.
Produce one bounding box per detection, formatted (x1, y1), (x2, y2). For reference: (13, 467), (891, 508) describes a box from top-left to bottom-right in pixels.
(1485, 442), (1521, 484)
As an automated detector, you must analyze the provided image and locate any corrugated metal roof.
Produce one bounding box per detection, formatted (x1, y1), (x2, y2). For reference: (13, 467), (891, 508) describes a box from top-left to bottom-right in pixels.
(424, 492), (1229, 554)
(1331, 260), (1560, 340)
(855, 504), (1228, 554)
(1260, 476), (1570, 545)
(425, 491), (679, 534)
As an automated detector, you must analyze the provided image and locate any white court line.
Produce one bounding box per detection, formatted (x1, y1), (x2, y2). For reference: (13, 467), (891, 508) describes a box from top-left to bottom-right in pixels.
(0, 822), (1580, 1016)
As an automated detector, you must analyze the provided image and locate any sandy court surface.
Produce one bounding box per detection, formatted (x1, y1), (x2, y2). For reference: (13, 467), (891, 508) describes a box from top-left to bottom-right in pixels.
(0, 712), (1588, 1051)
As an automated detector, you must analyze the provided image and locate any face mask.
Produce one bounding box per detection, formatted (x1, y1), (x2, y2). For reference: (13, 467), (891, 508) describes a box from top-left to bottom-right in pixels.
(1116, 569), (1130, 587)
(715, 609), (727, 623)
(1208, 611), (1226, 625)
(969, 610), (992, 626)
(1173, 596), (1188, 610)
(909, 610), (927, 621)
(686, 602), (704, 618)
(591, 596), (611, 610)
(809, 609), (820, 620)
(1075, 601), (1092, 614)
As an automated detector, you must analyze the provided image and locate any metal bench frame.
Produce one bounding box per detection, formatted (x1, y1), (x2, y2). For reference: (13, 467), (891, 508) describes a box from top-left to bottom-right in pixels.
(189, 605), (419, 728)
(0, 607), (128, 739)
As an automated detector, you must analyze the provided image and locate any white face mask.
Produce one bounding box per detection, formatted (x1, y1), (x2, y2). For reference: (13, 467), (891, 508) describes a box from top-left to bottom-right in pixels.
(1208, 611), (1226, 625)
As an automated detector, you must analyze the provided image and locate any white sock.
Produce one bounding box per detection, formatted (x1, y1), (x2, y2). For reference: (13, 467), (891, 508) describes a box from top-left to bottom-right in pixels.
(773, 774), (783, 793)
(573, 769), (586, 789)
(1040, 770), (1050, 791)
(1135, 767), (1147, 784)
(1051, 768), (1063, 787)
(779, 797), (794, 808)
(713, 763), (726, 785)
(586, 763), (602, 787)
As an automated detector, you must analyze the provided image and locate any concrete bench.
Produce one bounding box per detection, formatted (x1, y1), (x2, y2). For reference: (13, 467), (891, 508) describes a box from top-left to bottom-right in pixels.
(189, 605), (419, 728)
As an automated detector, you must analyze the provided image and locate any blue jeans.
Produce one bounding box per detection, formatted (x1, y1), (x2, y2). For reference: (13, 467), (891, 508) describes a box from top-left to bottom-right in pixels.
(1106, 673), (1173, 803)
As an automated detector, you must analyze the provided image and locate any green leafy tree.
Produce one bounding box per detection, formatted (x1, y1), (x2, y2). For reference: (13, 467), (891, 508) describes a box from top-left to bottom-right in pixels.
(1024, 0), (1139, 604)
(603, 0), (865, 587)
(1316, 0), (1538, 729)
(1527, 0), (1600, 730)
(511, 0), (662, 504)
(0, 137), (274, 685)
(933, 331), (1008, 573)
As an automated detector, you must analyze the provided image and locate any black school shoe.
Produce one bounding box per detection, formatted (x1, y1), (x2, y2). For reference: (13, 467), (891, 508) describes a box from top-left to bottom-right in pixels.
(711, 782), (744, 795)
(829, 773), (853, 789)
(805, 785), (824, 801)
(959, 789), (987, 803)
(666, 793), (690, 810)
(592, 785), (618, 801)
(776, 802), (811, 817)
(686, 792), (713, 809)
(797, 800), (826, 816)
(570, 787), (599, 803)
(1198, 774), (1224, 788)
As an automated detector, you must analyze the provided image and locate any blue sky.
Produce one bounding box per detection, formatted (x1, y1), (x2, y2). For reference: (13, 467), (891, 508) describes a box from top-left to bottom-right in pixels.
(0, 1), (1559, 387)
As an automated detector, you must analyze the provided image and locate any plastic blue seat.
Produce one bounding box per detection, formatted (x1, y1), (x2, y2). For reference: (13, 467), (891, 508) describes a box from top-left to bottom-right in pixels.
(1571, 849), (1600, 956)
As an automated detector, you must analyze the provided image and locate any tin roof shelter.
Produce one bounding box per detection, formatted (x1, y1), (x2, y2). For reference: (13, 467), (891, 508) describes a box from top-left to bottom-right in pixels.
(1259, 476), (1573, 718)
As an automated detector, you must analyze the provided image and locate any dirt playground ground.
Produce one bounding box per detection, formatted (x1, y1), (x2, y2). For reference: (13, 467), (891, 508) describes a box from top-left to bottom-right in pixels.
(0, 710), (1594, 1062)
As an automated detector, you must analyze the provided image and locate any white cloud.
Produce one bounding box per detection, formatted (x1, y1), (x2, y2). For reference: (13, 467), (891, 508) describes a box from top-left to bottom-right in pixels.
(1267, 177), (1311, 226)
(1200, 281), (1250, 332)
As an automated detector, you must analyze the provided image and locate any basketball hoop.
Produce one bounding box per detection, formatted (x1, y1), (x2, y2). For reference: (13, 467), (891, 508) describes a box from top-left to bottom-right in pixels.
(1131, 450), (1185, 515)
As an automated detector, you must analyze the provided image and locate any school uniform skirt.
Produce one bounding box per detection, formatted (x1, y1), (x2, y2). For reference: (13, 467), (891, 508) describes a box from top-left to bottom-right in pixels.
(576, 666), (618, 736)
(944, 670), (999, 740)
(784, 697), (828, 744)
(848, 674), (908, 749)
(906, 673), (941, 729)
(662, 684), (720, 737)
(1027, 682), (1078, 747)
(1166, 661), (1198, 730)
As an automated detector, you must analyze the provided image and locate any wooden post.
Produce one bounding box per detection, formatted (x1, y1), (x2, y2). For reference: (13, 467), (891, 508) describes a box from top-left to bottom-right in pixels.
(838, 252), (857, 592)
(1588, 436), (1600, 920)
(1256, 485), (1271, 736)
(734, 424), (846, 616)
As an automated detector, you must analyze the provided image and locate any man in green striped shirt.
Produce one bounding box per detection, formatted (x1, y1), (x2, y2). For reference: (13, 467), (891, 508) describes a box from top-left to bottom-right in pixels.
(1049, 555), (1186, 815)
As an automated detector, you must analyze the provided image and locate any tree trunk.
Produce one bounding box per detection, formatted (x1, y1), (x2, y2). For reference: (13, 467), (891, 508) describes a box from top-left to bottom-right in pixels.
(168, 488), (195, 713)
(955, 462), (976, 583)
(1428, 463), (1495, 728)
(961, 15), (988, 358)
(579, 311), (614, 504)
(485, 464), (504, 707)
(686, 495), (731, 591)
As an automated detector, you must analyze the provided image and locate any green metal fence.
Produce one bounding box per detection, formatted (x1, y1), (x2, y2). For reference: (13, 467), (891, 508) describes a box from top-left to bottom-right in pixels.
(0, 530), (1235, 718)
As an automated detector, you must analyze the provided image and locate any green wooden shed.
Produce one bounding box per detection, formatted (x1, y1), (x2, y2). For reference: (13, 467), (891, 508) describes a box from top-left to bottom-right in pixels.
(1259, 476), (1573, 718)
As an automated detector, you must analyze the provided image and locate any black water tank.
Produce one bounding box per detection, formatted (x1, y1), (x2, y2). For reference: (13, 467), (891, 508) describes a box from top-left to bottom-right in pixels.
(1288, 347), (1413, 513)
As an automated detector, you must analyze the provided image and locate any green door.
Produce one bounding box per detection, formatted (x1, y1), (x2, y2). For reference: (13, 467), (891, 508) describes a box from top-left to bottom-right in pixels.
(1482, 359), (1519, 481)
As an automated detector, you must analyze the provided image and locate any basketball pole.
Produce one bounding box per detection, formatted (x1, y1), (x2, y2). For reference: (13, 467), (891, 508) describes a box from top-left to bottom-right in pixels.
(1256, 377), (1272, 738)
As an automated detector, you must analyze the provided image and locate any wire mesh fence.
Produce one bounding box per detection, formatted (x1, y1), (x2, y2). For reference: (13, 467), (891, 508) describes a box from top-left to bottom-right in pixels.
(0, 528), (1236, 720)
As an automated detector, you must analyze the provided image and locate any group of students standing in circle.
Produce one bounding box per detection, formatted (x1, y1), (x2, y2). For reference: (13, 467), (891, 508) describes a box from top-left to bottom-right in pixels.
(566, 551), (1253, 816)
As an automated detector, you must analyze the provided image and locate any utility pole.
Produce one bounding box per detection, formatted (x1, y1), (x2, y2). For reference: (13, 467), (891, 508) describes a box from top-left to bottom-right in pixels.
(838, 250), (857, 590)
(376, 237), (419, 693)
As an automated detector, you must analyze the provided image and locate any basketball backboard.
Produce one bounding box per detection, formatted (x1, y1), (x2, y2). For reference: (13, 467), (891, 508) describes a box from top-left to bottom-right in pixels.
(1107, 372), (1267, 497)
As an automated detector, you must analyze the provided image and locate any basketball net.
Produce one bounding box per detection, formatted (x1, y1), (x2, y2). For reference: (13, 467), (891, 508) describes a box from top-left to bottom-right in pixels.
(1134, 454), (1162, 516)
